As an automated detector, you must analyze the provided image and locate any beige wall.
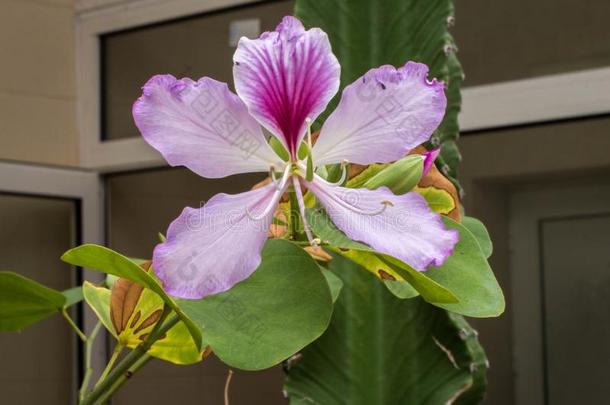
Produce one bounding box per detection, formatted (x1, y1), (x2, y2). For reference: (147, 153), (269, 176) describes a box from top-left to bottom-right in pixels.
(0, 0), (78, 166)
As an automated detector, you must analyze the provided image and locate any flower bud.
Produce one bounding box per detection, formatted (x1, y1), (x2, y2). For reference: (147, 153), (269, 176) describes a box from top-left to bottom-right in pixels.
(363, 155), (423, 194)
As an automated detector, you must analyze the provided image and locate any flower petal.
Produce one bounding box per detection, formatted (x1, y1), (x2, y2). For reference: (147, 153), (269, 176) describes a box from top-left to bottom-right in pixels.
(305, 176), (458, 270)
(312, 62), (446, 166)
(233, 16), (340, 157)
(133, 75), (282, 178)
(422, 148), (440, 176)
(153, 181), (285, 299)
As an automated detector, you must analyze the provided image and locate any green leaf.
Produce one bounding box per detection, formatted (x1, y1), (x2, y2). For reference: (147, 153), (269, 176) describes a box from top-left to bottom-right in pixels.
(320, 267), (343, 303)
(383, 280), (419, 299)
(83, 281), (202, 365)
(269, 136), (289, 161)
(414, 186), (456, 214)
(83, 282), (113, 332)
(62, 286), (83, 308)
(306, 209), (503, 316)
(284, 253), (487, 404)
(178, 239), (333, 370)
(337, 248), (457, 304)
(462, 216), (493, 258)
(61, 244), (202, 350)
(307, 208), (458, 303)
(425, 217), (504, 317)
(0, 271), (66, 331)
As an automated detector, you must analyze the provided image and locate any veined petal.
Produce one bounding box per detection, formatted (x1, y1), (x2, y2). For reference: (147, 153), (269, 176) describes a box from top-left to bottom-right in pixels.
(153, 181), (286, 299)
(312, 62), (446, 166)
(233, 16), (340, 157)
(133, 75), (282, 178)
(305, 176), (458, 271)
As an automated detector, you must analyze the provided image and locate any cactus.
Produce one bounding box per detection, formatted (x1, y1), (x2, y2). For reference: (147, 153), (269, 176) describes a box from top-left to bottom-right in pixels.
(285, 0), (487, 403)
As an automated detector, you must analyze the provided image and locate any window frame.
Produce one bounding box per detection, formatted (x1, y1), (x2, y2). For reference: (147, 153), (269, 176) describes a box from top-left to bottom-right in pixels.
(0, 160), (105, 403)
(76, 0), (260, 172)
(76, 0), (610, 172)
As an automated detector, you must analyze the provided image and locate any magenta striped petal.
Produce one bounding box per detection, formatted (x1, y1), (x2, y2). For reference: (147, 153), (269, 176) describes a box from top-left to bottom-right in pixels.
(233, 16), (340, 157)
(422, 148), (440, 176)
(133, 75), (282, 178)
(153, 182), (285, 299)
(312, 62), (446, 166)
(305, 176), (458, 271)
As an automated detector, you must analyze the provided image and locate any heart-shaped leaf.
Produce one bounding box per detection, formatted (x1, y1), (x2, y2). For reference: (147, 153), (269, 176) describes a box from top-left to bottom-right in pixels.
(425, 217), (504, 317)
(178, 239), (333, 370)
(462, 216), (493, 258)
(0, 272), (66, 331)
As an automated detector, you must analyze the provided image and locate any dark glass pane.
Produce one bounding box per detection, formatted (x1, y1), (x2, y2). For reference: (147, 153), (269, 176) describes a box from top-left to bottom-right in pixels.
(541, 215), (610, 404)
(0, 194), (77, 404)
(454, 0), (610, 85)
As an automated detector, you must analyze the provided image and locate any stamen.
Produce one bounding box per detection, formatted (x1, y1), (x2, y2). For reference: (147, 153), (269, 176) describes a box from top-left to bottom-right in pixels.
(307, 160), (348, 186)
(245, 165), (290, 221)
(349, 200), (393, 216)
(312, 173), (394, 217)
(304, 117), (315, 181)
(269, 165), (284, 190)
(292, 176), (317, 248)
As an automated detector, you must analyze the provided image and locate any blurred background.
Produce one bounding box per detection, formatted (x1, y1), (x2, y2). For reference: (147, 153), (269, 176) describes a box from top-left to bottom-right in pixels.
(1, 0), (609, 404)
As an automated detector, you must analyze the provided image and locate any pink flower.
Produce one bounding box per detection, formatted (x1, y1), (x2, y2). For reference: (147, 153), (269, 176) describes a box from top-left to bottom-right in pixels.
(133, 16), (458, 299)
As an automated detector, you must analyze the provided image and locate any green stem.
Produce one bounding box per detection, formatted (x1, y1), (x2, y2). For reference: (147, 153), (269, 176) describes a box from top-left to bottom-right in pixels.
(95, 343), (123, 387)
(81, 308), (177, 405)
(94, 354), (153, 404)
(79, 321), (103, 402)
(61, 308), (87, 342)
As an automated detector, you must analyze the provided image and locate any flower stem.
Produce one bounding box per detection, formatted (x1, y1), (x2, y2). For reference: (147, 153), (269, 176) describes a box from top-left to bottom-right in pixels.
(94, 353), (153, 404)
(95, 343), (123, 388)
(79, 321), (103, 402)
(61, 308), (87, 342)
(81, 306), (177, 405)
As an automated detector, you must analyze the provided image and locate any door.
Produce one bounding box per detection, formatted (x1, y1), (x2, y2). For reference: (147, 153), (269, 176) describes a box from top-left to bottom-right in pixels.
(510, 177), (610, 404)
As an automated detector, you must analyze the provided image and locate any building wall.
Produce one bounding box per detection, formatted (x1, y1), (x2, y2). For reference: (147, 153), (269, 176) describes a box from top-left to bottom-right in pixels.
(0, 0), (78, 166)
